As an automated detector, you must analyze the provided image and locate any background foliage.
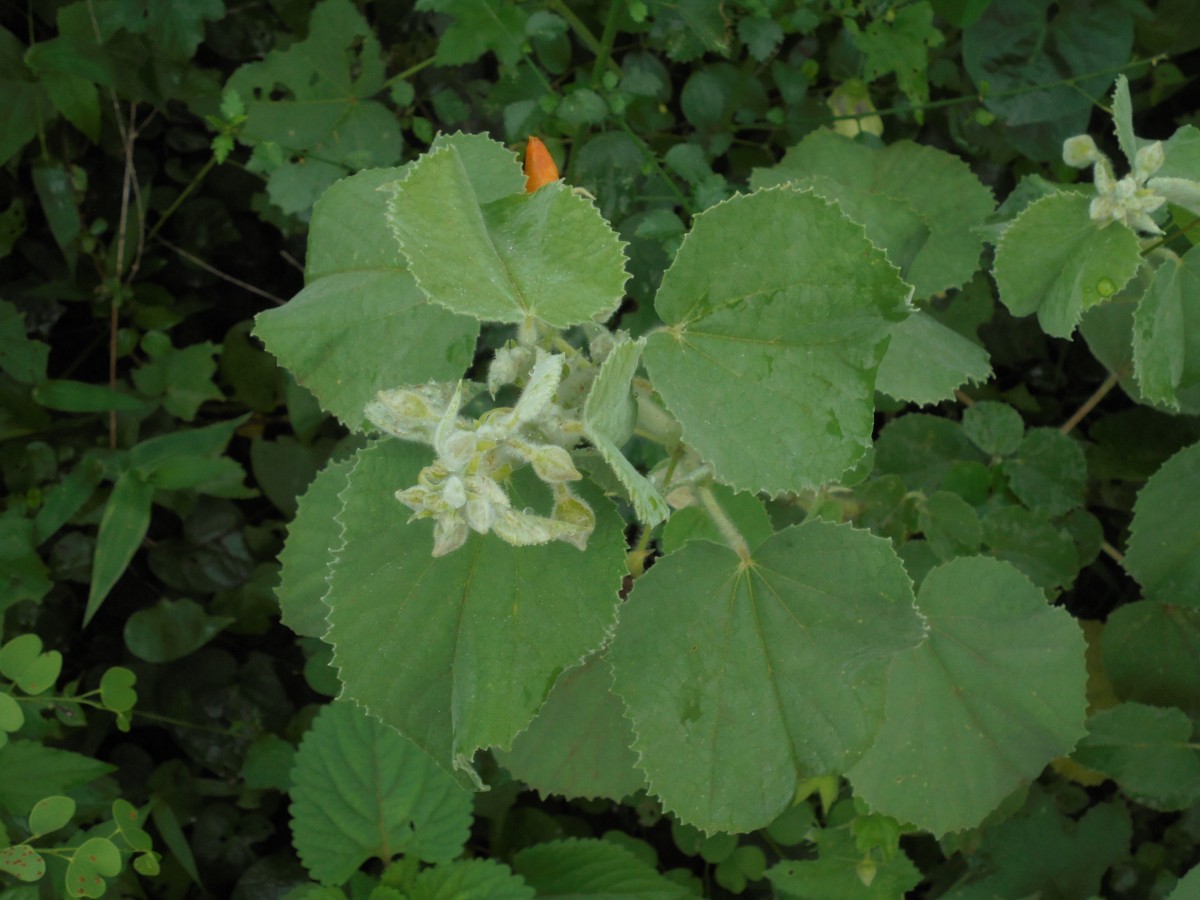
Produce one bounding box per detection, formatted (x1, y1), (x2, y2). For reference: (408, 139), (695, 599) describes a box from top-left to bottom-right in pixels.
(2, 0), (1200, 897)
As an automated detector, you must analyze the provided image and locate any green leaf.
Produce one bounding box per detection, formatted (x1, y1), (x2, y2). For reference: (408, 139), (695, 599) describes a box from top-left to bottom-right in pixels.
(0, 300), (49, 384)
(255, 166), (479, 430)
(765, 827), (922, 899)
(609, 521), (925, 833)
(1111, 75), (1140, 166)
(31, 163), (79, 270)
(848, 557), (1087, 836)
(993, 192), (1144, 338)
(64, 837), (121, 898)
(415, 0), (527, 66)
(0, 691), (23, 740)
(35, 456), (104, 542)
(277, 457), (352, 639)
(751, 130), (994, 298)
(1171, 864), (1200, 899)
(1133, 246), (1200, 411)
(227, 0), (392, 153)
(0, 844), (45, 882)
(384, 142), (629, 328)
(982, 505), (1080, 592)
(31, 379), (147, 413)
(1072, 703), (1200, 810)
(42, 71), (99, 142)
(1124, 439), (1200, 606)
(85, 470), (154, 626)
(875, 310), (992, 405)
(512, 838), (691, 898)
(289, 701), (473, 885)
(944, 790), (1131, 899)
(583, 337), (668, 526)
(962, 401), (1024, 457)
(850, 1), (943, 111)
(919, 491), (982, 561)
(0, 514), (51, 611)
(1101, 601), (1200, 717)
(325, 441), (626, 782)
(1003, 428), (1088, 516)
(130, 334), (222, 421)
(29, 795), (75, 836)
(123, 599), (234, 662)
(0, 741), (115, 815)
(874, 413), (986, 493)
(409, 858), (534, 900)
(0, 633), (61, 695)
(644, 188), (911, 494)
(496, 653), (645, 802)
(149, 799), (202, 888)
(963, 0), (1134, 161)
(98, 667), (136, 714)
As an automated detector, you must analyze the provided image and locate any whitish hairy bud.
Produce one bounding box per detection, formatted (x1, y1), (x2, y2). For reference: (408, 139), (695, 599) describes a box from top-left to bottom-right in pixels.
(1134, 141), (1165, 181)
(487, 344), (533, 394)
(492, 508), (556, 547)
(528, 445), (582, 483)
(432, 517), (469, 557)
(1062, 134), (1100, 168)
(365, 383), (458, 442)
(514, 351), (565, 424)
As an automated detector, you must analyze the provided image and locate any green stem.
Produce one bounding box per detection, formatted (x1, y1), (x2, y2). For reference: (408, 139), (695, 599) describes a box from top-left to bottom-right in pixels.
(145, 155), (218, 243)
(1060, 370), (1121, 435)
(800, 55), (1162, 127)
(548, 0), (603, 55)
(383, 54), (438, 90)
(590, 0), (624, 86)
(698, 485), (751, 561)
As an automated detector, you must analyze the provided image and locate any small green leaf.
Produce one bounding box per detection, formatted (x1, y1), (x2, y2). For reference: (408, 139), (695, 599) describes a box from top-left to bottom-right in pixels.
(0, 692), (23, 738)
(919, 491), (982, 561)
(0, 844), (45, 882)
(32, 379), (147, 413)
(1101, 601), (1200, 717)
(1003, 428), (1088, 516)
(1132, 247), (1200, 411)
(384, 141), (630, 328)
(1124, 439), (1200, 606)
(0, 299), (49, 384)
(98, 667), (137, 713)
(583, 337), (668, 526)
(848, 557), (1087, 836)
(123, 599), (234, 663)
(86, 470), (154, 625)
(110, 799), (152, 852)
(64, 837), (121, 898)
(0, 633), (61, 696)
(993, 192), (1143, 338)
(661, 482), (773, 555)
(1073, 702), (1200, 810)
(289, 701), (473, 885)
(876, 310), (992, 406)
(962, 401), (1024, 457)
(29, 795), (75, 836)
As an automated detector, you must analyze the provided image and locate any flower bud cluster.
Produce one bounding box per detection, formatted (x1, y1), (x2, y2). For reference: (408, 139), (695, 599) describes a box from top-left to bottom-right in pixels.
(1063, 134), (1200, 235)
(365, 346), (599, 557)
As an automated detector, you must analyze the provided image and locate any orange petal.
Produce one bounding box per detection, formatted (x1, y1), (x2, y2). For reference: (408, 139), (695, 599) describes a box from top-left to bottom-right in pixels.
(523, 136), (559, 193)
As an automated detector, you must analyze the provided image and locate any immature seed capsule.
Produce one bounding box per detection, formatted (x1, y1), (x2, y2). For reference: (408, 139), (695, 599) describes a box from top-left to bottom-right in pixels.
(523, 136), (559, 193)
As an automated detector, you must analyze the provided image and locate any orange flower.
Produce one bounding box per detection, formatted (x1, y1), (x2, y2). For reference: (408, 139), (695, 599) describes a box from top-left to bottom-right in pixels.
(523, 136), (559, 193)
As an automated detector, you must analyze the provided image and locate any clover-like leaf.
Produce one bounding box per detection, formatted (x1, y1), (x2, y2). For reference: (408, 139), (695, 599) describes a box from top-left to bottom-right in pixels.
(0, 844), (45, 882)
(98, 667), (137, 715)
(848, 556), (1088, 836)
(29, 795), (75, 836)
(64, 837), (121, 898)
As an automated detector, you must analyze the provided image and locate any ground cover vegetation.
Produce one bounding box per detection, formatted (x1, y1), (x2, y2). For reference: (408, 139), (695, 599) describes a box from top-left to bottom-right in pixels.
(2, 0), (1200, 897)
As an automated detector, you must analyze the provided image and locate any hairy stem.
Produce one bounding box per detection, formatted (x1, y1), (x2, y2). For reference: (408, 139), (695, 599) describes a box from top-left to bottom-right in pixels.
(1060, 370), (1121, 435)
(698, 485), (751, 561)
